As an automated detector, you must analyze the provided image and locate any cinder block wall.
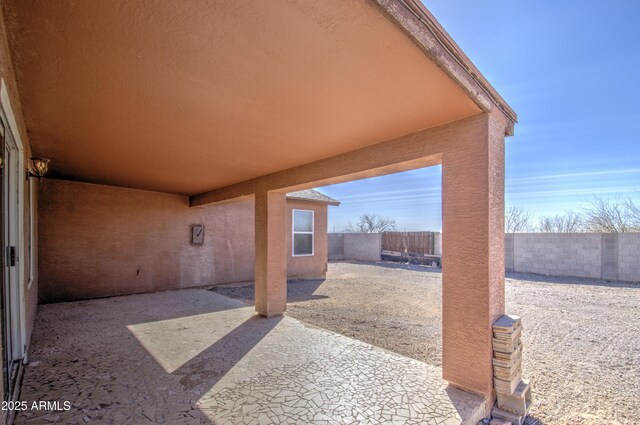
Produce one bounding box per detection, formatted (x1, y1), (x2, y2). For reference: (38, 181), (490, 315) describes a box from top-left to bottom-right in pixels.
(329, 232), (639, 282)
(328, 233), (345, 260)
(505, 233), (640, 282)
(329, 233), (381, 262)
(618, 234), (640, 282)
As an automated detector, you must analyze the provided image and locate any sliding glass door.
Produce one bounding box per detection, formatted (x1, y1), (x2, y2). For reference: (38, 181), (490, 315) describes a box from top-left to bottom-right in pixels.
(0, 113), (22, 400)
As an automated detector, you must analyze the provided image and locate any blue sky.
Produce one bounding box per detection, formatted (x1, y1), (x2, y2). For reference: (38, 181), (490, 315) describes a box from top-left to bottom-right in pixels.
(319, 1), (640, 232)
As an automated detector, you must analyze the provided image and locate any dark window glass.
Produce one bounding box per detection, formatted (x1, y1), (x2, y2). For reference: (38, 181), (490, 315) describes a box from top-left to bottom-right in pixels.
(293, 233), (313, 256)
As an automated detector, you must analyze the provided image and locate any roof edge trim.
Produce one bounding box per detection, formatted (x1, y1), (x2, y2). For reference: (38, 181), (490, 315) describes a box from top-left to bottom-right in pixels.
(373, 0), (517, 125)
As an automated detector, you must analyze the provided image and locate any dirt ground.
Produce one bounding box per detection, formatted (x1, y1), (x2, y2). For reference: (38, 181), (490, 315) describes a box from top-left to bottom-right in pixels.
(213, 261), (640, 425)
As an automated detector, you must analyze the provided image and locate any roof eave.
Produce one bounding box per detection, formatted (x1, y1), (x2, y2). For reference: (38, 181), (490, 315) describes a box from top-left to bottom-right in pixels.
(286, 196), (341, 206)
(373, 0), (517, 131)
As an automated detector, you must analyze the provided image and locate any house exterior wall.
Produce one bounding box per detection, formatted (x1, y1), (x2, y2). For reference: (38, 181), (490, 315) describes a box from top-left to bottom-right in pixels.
(0, 9), (39, 410)
(24, 179), (38, 344)
(38, 179), (330, 303)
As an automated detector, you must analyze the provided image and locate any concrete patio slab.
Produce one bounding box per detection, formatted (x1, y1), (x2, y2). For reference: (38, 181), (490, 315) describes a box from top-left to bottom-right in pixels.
(15, 289), (485, 424)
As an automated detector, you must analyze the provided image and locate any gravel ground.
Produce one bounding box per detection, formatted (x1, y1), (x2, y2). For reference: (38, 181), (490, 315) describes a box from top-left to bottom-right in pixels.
(212, 261), (640, 424)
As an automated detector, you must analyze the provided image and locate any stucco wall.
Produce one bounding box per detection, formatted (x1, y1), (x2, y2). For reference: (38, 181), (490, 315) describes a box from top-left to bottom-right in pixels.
(0, 8), (40, 409)
(506, 233), (640, 282)
(1, 3), (39, 355)
(38, 179), (329, 303)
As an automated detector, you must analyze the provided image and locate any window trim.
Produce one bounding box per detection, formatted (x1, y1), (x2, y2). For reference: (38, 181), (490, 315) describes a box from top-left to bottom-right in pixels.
(292, 209), (314, 257)
(1, 78), (27, 360)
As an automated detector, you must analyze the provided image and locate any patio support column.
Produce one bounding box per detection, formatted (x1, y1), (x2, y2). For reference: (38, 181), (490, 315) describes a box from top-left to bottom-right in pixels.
(441, 111), (507, 397)
(254, 190), (287, 317)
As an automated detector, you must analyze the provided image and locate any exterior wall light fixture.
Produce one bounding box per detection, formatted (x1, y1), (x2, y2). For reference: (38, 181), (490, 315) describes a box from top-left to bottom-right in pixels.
(28, 157), (50, 180)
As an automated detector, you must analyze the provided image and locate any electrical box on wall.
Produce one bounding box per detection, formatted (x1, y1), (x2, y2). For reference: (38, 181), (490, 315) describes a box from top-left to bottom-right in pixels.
(191, 224), (204, 245)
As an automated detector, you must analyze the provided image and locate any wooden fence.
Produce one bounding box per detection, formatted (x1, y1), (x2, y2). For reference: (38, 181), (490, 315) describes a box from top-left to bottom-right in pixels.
(382, 231), (437, 256)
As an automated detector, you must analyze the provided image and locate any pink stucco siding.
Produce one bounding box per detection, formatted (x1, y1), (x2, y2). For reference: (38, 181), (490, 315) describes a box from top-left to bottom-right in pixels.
(38, 179), (330, 303)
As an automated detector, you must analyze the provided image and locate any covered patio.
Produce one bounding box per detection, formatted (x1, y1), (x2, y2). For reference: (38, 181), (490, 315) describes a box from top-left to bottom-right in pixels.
(2, 0), (517, 423)
(16, 289), (485, 424)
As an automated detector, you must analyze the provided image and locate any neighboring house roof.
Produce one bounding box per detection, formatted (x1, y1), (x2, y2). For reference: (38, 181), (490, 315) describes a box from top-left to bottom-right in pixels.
(286, 189), (340, 206)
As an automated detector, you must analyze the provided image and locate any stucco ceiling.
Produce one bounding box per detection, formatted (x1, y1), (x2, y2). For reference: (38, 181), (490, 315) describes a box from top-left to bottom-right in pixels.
(6, 0), (481, 195)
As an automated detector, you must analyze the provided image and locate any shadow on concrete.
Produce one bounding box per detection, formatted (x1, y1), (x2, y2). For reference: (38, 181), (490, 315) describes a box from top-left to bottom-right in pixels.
(171, 314), (283, 401)
(128, 311), (283, 423)
(506, 271), (640, 289)
(444, 385), (487, 424)
(17, 290), (282, 424)
(211, 278), (330, 303)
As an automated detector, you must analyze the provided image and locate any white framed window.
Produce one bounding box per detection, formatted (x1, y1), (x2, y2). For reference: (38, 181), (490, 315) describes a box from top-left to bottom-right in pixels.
(292, 209), (314, 256)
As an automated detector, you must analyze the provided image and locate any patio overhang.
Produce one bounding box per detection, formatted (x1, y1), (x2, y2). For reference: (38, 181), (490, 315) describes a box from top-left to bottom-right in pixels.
(6, 0), (514, 197)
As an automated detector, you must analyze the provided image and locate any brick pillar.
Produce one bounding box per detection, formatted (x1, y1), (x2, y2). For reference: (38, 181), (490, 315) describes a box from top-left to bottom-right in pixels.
(441, 112), (507, 396)
(255, 190), (287, 317)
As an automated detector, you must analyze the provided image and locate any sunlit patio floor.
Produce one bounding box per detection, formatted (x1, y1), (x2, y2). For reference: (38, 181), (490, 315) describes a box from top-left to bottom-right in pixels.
(15, 289), (485, 424)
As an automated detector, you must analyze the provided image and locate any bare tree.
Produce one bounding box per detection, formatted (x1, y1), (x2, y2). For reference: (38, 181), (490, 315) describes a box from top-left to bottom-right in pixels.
(537, 211), (583, 233)
(582, 196), (640, 233)
(625, 198), (640, 231)
(505, 206), (533, 233)
(349, 213), (397, 233)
